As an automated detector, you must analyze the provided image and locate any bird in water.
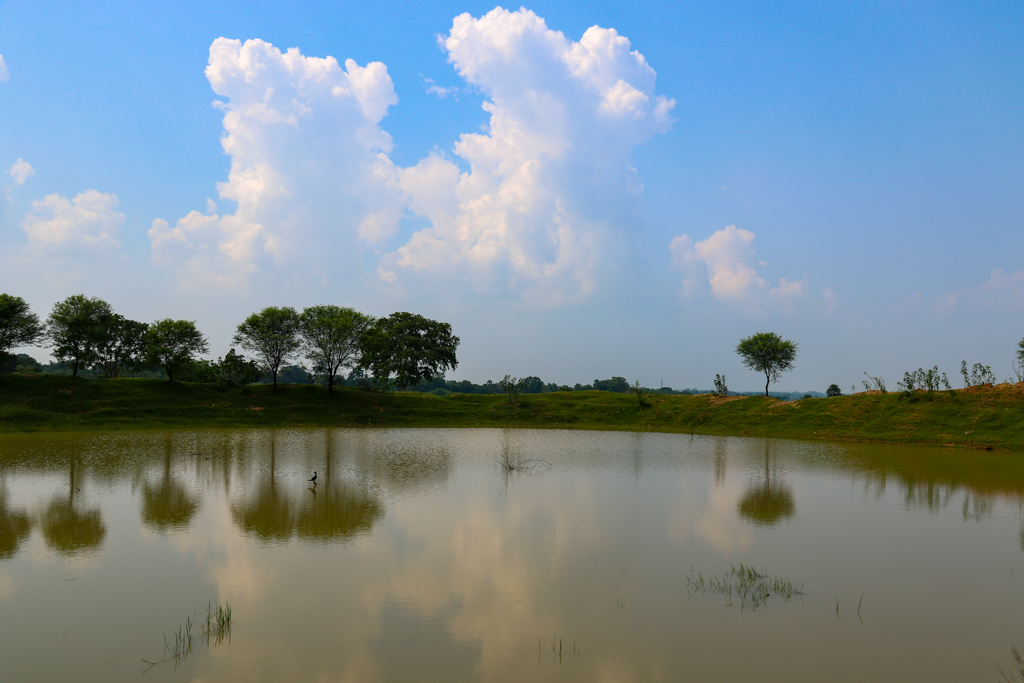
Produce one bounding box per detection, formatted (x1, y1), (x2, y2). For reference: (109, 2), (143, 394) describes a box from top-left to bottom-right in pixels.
(308, 471), (317, 484)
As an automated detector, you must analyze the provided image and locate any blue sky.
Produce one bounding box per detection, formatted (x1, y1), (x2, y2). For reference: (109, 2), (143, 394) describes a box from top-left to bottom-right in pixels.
(2, 0), (1022, 391)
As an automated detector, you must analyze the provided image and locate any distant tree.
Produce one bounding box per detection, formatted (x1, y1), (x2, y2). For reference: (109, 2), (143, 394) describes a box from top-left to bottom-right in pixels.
(46, 294), (112, 377)
(520, 376), (544, 394)
(826, 384), (842, 397)
(714, 374), (728, 396)
(593, 377), (630, 393)
(145, 319), (209, 383)
(359, 312), (460, 391)
(736, 332), (798, 397)
(233, 307), (301, 390)
(217, 349), (261, 386)
(0, 294), (45, 364)
(94, 313), (149, 378)
(299, 305), (372, 393)
(0, 353), (41, 374)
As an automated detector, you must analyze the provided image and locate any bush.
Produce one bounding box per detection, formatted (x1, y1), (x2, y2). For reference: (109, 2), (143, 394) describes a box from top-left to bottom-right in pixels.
(714, 374), (728, 396)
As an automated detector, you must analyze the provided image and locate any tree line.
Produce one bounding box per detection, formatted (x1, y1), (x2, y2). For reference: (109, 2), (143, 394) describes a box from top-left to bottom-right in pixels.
(0, 293), (459, 391)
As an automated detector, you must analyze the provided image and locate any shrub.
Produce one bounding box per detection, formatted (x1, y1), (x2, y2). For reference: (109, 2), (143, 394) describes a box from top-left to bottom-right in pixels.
(713, 374), (728, 396)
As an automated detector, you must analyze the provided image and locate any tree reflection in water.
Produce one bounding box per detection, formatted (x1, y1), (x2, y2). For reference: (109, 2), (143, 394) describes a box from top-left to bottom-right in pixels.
(738, 441), (795, 527)
(232, 431), (382, 544)
(0, 482), (31, 559)
(141, 438), (199, 530)
(40, 453), (106, 555)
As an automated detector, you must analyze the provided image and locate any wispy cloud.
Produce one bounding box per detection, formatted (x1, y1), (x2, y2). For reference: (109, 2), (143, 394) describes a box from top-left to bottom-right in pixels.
(0, 55), (9, 83)
(934, 268), (1024, 313)
(422, 76), (459, 99)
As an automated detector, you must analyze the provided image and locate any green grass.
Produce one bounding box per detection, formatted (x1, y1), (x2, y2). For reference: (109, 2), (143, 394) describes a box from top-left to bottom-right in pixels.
(2, 374), (1024, 451)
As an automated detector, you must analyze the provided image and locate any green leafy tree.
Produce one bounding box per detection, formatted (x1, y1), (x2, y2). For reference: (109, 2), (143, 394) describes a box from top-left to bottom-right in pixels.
(359, 312), (459, 391)
(0, 294), (45, 364)
(94, 313), (149, 378)
(46, 294), (112, 376)
(233, 307), (301, 390)
(217, 349), (261, 386)
(736, 332), (798, 397)
(826, 384), (842, 397)
(145, 319), (209, 383)
(299, 305), (372, 393)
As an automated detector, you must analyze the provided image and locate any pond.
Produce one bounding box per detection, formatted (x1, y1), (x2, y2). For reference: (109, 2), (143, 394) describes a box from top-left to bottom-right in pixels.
(1, 427), (1023, 682)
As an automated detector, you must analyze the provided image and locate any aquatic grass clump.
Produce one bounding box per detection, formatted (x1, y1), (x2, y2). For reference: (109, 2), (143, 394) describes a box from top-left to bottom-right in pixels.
(142, 616), (194, 673)
(201, 600), (232, 647)
(686, 564), (803, 611)
(141, 600), (232, 674)
(497, 432), (551, 473)
(998, 646), (1024, 682)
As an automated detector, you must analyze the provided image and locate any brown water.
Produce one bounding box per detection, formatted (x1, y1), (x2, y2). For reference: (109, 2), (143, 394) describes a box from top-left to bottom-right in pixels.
(1, 428), (1023, 682)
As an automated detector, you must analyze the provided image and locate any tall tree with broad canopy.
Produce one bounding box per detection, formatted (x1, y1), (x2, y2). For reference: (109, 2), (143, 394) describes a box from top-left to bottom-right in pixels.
(232, 306), (301, 390)
(359, 312), (459, 391)
(145, 319), (209, 383)
(0, 294), (45, 363)
(46, 294), (112, 376)
(299, 305), (372, 393)
(94, 313), (149, 378)
(736, 332), (798, 397)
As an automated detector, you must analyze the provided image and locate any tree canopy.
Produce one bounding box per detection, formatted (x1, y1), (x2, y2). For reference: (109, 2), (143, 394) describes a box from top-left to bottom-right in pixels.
(736, 332), (798, 396)
(300, 305), (372, 393)
(233, 306), (301, 390)
(145, 319), (209, 383)
(46, 294), (112, 376)
(94, 313), (149, 378)
(360, 312), (459, 391)
(0, 294), (44, 361)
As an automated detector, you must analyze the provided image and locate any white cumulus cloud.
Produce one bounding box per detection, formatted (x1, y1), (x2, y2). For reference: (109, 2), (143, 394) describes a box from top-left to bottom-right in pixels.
(22, 190), (123, 249)
(8, 158), (34, 185)
(149, 37), (401, 289)
(380, 7), (675, 304)
(150, 11), (673, 304)
(670, 225), (805, 307)
(0, 55), (8, 83)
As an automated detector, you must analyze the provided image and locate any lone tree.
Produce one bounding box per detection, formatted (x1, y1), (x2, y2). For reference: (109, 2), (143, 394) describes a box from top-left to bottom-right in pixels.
(736, 332), (798, 397)
(46, 294), (112, 376)
(145, 319), (209, 383)
(299, 305), (372, 393)
(359, 312), (459, 391)
(233, 306), (301, 390)
(0, 294), (45, 362)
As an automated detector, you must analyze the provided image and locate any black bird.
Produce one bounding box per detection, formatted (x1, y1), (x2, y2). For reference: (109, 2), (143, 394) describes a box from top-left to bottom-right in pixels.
(308, 471), (317, 484)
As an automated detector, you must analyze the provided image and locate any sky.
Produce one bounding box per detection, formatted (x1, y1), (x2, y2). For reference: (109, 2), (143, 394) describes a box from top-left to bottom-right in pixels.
(1, 0), (1023, 392)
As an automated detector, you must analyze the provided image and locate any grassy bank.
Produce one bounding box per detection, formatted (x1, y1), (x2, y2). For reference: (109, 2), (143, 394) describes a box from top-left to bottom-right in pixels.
(2, 374), (1023, 450)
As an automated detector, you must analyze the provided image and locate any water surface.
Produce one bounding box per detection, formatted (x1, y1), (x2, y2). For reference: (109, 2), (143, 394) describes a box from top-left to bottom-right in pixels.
(1, 428), (1023, 681)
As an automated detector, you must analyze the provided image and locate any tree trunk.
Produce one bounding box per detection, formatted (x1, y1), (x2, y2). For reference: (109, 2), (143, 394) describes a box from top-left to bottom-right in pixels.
(764, 372), (770, 397)
(327, 374), (334, 393)
(272, 370), (278, 391)
(167, 364), (174, 384)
